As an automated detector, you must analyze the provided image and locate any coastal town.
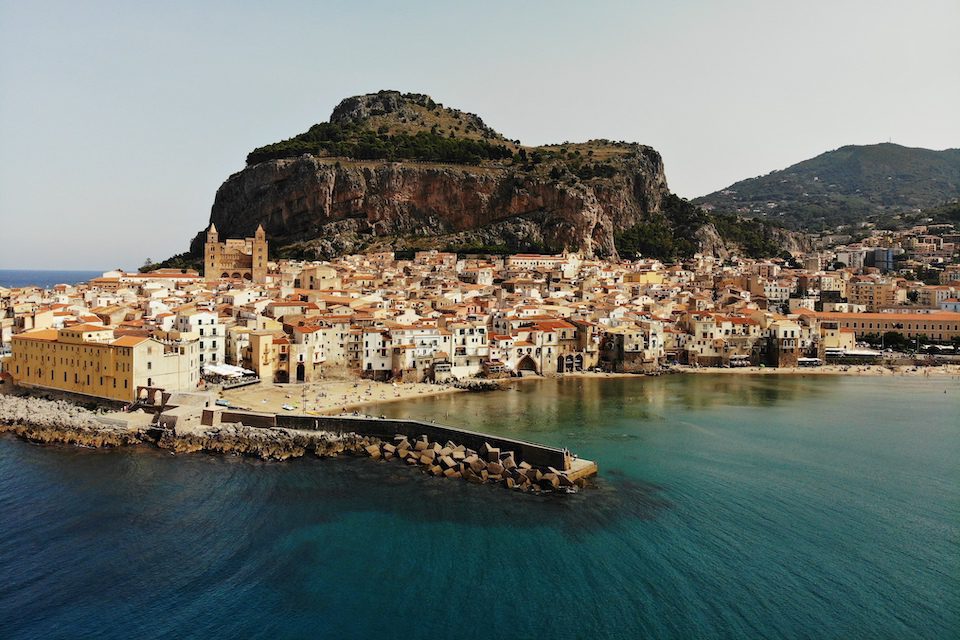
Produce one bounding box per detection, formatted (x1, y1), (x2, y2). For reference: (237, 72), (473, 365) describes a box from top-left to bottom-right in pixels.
(1, 220), (959, 413)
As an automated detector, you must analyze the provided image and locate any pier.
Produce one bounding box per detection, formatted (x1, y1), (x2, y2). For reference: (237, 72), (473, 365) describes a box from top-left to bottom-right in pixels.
(198, 408), (598, 479)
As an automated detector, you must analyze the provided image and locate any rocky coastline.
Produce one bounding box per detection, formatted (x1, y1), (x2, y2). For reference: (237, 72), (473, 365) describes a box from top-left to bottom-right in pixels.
(0, 394), (381, 461)
(0, 394), (589, 494)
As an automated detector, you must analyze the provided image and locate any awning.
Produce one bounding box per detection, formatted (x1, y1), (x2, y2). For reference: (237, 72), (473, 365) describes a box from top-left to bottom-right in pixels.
(202, 363), (256, 377)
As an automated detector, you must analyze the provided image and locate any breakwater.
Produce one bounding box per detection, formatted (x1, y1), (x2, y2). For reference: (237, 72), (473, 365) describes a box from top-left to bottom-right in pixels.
(211, 410), (573, 470)
(362, 434), (588, 493)
(203, 409), (597, 492)
(0, 394), (597, 493)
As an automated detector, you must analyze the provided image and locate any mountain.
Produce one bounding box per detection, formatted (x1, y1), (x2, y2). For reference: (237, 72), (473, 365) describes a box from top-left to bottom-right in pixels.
(694, 143), (960, 231)
(166, 91), (805, 268)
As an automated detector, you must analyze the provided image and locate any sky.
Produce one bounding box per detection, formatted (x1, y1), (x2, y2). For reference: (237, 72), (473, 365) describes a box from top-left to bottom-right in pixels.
(1, 0), (958, 270)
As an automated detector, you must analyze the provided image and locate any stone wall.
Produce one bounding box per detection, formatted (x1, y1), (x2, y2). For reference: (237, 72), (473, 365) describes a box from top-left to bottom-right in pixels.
(201, 409), (570, 470)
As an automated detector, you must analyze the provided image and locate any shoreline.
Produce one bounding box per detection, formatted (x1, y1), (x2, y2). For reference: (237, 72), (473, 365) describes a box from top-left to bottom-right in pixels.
(0, 393), (594, 494)
(674, 363), (960, 377)
(312, 365), (960, 413)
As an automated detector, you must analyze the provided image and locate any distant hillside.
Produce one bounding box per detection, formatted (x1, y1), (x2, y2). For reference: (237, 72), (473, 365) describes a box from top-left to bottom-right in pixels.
(694, 143), (960, 231)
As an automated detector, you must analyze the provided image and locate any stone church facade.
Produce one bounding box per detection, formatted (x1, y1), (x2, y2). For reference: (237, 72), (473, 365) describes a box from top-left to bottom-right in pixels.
(204, 223), (268, 283)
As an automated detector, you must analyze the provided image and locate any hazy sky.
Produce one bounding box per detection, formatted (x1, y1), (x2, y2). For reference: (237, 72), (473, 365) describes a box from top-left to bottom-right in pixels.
(2, 0), (958, 269)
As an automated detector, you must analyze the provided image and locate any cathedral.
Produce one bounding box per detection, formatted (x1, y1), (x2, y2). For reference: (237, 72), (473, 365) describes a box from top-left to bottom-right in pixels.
(203, 223), (268, 283)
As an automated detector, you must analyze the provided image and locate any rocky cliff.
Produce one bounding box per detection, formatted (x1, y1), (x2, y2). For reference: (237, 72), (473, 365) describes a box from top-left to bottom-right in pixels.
(183, 91), (800, 261)
(194, 147), (668, 259)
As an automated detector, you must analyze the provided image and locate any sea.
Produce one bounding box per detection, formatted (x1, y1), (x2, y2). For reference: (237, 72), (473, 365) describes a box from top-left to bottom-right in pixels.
(0, 269), (102, 289)
(1, 374), (957, 639)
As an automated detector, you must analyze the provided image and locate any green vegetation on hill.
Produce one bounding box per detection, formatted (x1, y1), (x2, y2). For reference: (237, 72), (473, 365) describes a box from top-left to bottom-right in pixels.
(615, 194), (787, 261)
(695, 143), (960, 231)
(247, 123), (513, 166)
(138, 252), (202, 273)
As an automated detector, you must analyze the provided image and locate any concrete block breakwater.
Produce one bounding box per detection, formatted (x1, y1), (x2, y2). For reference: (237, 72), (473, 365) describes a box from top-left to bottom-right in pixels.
(211, 411), (572, 470)
(1, 394), (598, 493)
(363, 435), (595, 493)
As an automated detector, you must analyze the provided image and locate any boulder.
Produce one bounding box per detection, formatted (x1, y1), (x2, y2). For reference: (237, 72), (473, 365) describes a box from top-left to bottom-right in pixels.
(443, 468), (461, 479)
(539, 473), (560, 490)
(487, 462), (504, 476)
(440, 455), (457, 469)
(469, 459), (486, 474)
(382, 443), (396, 454)
(502, 456), (517, 470)
(480, 442), (501, 462)
(518, 461), (532, 470)
(365, 444), (382, 460)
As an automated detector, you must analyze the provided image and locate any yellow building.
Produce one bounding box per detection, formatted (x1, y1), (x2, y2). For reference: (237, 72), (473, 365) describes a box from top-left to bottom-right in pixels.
(623, 270), (664, 285)
(204, 223), (268, 283)
(5, 325), (199, 403)
(802, 311), (960, 343)
(847, 280), (904, 312)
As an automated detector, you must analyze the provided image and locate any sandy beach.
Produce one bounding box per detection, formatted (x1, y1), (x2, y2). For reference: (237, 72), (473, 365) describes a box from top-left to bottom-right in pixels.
(219, 378), (464, 415)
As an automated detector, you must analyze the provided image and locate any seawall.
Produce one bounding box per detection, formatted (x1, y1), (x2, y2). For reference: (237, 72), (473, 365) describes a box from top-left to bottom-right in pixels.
(209, 410), (572, 470)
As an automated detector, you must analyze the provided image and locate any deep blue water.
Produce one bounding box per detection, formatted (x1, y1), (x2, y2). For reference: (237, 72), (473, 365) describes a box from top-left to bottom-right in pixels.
(1, 375), (958, 639)
(0, 269), (102, 289)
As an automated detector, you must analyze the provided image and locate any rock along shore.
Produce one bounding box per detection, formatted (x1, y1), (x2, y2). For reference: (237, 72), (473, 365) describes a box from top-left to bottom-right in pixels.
(0, 393), (379, 460)
(362, 434), (584, 494)
(0, 394), (587, 494)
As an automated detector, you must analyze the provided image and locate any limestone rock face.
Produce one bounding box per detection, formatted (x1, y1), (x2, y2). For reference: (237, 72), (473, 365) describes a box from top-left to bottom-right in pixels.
(693, 223), (731, 261)
(195, 149), (670, 260)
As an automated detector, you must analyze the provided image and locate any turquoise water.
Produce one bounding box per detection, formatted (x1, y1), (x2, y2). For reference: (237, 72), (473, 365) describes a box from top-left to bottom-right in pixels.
(1, 375), (958, 638)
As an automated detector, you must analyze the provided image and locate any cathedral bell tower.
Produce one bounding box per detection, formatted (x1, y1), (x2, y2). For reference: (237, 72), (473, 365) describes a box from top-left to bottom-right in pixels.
(204, 223), (219, 279)
(252, 223), (268, 283)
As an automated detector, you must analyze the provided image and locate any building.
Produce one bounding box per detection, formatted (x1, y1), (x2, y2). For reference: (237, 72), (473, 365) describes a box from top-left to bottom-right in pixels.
(800, 311), (960, 343)
(848, 280), (904, 312)
(600, 321), (665, 372)
(4, 324), (199, 403)
(175, 309), (225, 366)
(204, 223), (268, 283)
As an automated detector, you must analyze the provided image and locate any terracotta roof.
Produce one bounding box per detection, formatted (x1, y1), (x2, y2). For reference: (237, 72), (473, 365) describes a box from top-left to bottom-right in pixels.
(13, 329), (59, 341)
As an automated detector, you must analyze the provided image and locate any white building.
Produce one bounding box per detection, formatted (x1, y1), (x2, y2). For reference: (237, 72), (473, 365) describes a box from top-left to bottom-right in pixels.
(175, 310), (225, 366)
